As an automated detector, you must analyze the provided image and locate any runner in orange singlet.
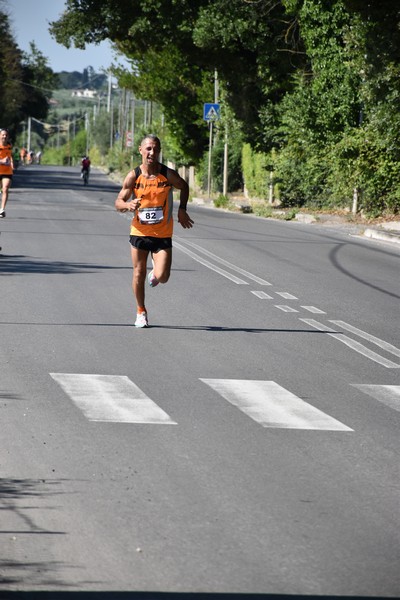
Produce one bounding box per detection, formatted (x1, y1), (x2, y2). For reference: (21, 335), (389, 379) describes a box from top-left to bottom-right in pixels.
(115, 134), (194, 328)
(0, 129), (14, 218)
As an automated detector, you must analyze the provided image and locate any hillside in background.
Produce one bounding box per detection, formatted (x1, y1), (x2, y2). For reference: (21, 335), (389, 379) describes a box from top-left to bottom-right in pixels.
(50, 87), (107, 117)
(56, 67), (108, 90)
(16, 68), (112, 162)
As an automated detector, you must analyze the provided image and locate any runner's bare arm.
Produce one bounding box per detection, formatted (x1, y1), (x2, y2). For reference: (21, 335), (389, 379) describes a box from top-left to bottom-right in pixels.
(166, 168), (194, 229)
(115, 171), (141, 213)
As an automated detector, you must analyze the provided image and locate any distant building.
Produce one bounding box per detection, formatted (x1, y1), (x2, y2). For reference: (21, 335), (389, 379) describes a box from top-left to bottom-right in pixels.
(71, 89), (98, 99)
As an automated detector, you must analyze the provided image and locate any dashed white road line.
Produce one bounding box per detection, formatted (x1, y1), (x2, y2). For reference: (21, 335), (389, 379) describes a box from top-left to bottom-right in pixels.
(251, 291), (273, 299)
(275, 305), (299, 313)
(200, 379), (353, 430)
(175, 240), (398, 370)
(301, 306), (326, 314)
(50, 373), (177, 423)
(276, 292), (298, 299)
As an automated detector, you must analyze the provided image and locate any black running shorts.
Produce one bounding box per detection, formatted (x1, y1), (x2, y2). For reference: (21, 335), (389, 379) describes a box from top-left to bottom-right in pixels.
(129, 236), (172, 253)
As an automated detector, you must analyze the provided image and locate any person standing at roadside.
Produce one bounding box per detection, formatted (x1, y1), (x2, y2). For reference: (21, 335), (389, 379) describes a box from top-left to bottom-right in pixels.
(0, 129), (14, 218)
(115, 134), (194, 328)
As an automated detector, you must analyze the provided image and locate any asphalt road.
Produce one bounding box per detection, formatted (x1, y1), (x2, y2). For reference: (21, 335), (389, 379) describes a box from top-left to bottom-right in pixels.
(0, 165), (399, 598)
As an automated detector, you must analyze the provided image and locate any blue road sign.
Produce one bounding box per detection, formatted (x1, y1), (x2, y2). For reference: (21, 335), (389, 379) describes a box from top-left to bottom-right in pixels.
(203, 103), (221, 121)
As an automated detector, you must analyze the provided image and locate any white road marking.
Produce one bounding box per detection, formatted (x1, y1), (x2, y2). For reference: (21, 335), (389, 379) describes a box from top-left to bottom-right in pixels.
(175, 239), (272, 285)
(275, 305), (299, 313)
(251, 291), (273, 299)
(200, 379), (352, 430)
(174, 240), (248, 284)
(352, 385), (400, 412)
(301, 306), (326, 314)
(329, 320), (400, 358)
(276, 292), (298, 299)
(300, 319), (400, 369)
(50, 374), (177, 424)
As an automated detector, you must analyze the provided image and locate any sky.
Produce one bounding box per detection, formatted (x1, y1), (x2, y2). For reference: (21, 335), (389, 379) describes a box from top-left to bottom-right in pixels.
(6, 0), (127, 73)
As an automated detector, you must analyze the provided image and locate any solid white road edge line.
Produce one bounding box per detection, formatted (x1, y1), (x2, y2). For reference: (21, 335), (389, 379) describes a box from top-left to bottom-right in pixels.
(177, 238), (272, 285)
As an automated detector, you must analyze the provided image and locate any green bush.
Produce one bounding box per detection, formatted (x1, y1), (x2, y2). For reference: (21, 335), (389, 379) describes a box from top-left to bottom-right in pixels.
(242, 144), (271, 200)
(42, 147), (66, 166)
(106, 144), (134, 176)
(213, 194), (230, 208)
(251, 203), (274, 218)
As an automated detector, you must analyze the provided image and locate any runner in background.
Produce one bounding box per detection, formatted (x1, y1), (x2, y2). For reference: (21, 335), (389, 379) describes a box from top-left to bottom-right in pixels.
(0, 128), (14, 218)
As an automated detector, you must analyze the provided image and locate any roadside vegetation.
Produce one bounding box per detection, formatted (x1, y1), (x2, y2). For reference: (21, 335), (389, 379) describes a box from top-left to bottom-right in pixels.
(1, 1), (399, 219)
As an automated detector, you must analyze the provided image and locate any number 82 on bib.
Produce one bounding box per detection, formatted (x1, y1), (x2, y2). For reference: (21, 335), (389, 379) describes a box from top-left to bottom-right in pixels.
(138, 206), (164, 225)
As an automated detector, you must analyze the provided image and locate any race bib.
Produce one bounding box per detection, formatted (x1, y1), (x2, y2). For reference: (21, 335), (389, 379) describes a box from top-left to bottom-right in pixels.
(138, 206), (164, 225)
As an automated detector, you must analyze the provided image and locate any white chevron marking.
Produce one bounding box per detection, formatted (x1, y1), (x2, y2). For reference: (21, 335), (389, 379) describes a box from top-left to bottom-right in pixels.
(200, 379), (352, 430)
(50, 373), (177, 423)
(353, 385), (400, 412)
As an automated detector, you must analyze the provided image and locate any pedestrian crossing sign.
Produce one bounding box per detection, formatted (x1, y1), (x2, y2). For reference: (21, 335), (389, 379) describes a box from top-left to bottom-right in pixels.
(203, 103), (221, 121)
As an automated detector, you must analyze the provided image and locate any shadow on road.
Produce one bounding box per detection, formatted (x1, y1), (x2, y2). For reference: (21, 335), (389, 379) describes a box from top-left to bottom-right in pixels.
(0, 481), (384, 598)
(12, 166), (119, 195)
(0, 255), (129, 275)
(0, 478), (69, 588)
(0, 591), (385, 599)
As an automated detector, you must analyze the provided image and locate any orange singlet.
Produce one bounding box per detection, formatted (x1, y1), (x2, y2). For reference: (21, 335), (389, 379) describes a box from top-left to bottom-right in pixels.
(130, 164), (174, 238)
(0, 144), (13, 176)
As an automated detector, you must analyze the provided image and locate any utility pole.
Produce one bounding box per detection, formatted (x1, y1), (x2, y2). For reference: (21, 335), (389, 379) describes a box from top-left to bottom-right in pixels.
(223, 122), (228, 197)
(207, 69), (219, 198)
(66, 115), (70, 165)
(27, 117), (31, 152)
(109, 98), (114, 149)
(131, 95), (135, 145)
(107, 72), (112, 113)
(85, 112), (89, 155)
(207, 122), (213, 198)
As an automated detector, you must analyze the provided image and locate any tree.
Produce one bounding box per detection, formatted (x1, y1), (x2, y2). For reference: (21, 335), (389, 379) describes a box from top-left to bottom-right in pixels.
(0, 9), (25, 135)
(49, 0), (297, 160)
(49, 0), (400, 212)
(0, 9), (57, 138)
(20, 42), (59, 121)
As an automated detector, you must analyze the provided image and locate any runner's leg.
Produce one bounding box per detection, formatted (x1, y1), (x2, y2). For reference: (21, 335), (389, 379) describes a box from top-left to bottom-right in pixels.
(152, 248), (172, 284)
(1, 178), (11, 211)
(131, 246), (149, 310)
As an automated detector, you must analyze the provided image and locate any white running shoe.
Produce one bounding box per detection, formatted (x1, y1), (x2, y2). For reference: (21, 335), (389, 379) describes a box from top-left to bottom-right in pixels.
(0, 209), (5, 218)
(148, 270), (159, 287)
(134, 312), (148, 328)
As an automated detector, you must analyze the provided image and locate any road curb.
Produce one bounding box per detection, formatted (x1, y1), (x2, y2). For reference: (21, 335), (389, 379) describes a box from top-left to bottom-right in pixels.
(363, 228), (400, 244)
